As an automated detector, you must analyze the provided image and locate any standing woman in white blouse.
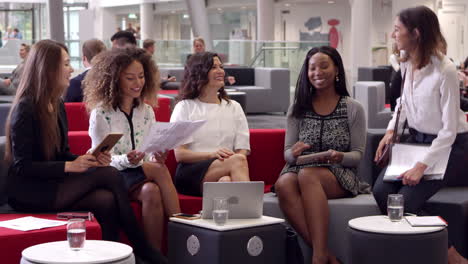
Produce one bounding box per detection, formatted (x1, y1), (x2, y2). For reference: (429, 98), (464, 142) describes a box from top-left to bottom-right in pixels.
(170, 52), (250, 196)
(83, 47), (181, 250)
(373, 6), (468, 263)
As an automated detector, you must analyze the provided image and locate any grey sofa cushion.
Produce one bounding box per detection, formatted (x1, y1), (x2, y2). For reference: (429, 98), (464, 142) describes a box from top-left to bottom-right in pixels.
(263, 192), (381, 263)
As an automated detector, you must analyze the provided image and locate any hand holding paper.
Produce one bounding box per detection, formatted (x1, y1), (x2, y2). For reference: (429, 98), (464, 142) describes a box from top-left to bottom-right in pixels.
(138, 120), (206, 154)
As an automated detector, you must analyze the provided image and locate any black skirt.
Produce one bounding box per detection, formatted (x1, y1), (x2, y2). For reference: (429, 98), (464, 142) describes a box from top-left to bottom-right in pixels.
(119, 167), (147, 192)
(174, 158), (217, 197)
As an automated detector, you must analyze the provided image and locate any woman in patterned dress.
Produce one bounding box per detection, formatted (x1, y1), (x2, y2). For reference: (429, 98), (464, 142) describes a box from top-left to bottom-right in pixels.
(274, 46), (368, 264)
(84, 47), (180, 250)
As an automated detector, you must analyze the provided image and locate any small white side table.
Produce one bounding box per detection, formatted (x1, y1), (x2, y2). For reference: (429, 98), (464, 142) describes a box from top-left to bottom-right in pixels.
(348, 215), (447, 264)
(20, 240), (135, 264)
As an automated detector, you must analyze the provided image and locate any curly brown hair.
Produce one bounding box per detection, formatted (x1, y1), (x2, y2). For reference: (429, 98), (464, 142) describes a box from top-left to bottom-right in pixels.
(83, 47), (160, 112)
(178, 52), (229, 103)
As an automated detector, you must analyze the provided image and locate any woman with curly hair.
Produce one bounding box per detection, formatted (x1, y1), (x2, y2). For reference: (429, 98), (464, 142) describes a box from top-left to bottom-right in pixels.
(170, 52), (250, 196)
(6, 40), (166, 263)
(84, 47), (180, 250)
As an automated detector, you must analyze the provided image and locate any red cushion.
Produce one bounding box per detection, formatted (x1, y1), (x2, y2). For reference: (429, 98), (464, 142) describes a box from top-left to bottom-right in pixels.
(159, 90), (178, 95)
(178, 194), (203, 214)
(65, 102), (89, 131)
(68, 131), (91, 155)
(248, 129), (286, 185)
(153, 97), (171, 122)
(0, 214), (101, 264)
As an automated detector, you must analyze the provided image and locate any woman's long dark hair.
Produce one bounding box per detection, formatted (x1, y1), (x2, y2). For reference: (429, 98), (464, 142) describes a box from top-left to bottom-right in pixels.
(5, 39), (68, 162)
(397, 6), (446, 69)
(292, 46), (348, 118)
(178, 52), (229, 103)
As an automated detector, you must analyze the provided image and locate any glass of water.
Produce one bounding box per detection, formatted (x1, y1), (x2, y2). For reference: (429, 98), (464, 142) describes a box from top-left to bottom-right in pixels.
(387, 194), (404, 222)
(67, 218), (86, 250)
(212, 197), (229, 226)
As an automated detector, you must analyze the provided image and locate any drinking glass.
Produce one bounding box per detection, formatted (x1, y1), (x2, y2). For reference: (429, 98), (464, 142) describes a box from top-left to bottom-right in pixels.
(387, 194), (404, 222)
(212, 197), (229, 226)
(67, 218), (86, 250)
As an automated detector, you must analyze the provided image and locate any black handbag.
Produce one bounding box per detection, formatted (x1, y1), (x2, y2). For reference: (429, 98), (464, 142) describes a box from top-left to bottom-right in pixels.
(376, 70), (407, 168)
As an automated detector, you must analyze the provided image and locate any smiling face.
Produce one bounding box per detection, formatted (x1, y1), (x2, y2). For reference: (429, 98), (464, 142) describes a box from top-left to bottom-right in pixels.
(193, 40), (205, 53)
(59, 48), (74, 90)
(391, 16), (414, 52)
(307, 52), (337, 92)
(206, 56), (225, 90)
(119, 60), (145, 102)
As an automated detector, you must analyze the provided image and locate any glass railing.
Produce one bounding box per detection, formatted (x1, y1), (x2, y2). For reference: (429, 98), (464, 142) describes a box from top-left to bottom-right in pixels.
(1, 39), (329, 85)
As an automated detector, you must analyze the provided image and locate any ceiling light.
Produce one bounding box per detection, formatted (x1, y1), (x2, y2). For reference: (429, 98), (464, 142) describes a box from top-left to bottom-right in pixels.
(284, 3), (291, 7)
(328, 0), (335, 4)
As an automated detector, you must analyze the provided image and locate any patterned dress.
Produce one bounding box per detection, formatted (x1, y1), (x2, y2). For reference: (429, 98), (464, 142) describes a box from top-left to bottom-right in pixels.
(281, 97), (365, 196)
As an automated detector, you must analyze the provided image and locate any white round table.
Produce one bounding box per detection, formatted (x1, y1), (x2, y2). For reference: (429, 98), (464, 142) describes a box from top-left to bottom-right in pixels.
(349, 215), (445, 234)
(21, 240), (135, 264)
(348, 215), (447, 264)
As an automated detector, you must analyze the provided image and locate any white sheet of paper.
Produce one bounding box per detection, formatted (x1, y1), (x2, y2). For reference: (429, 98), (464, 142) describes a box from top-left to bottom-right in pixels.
(0, 216), (67, 231)
(405, 216), (447, 227)
(384, 143), (451, 181)
(137, 120), (206, 154)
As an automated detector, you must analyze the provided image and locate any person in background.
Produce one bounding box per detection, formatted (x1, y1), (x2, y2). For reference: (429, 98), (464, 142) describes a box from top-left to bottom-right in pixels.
(143, 39), (177, 89)
(275, 46), (368, 264)
(170, 52), (250, 196)
(126, 23), (136, 35)
(64, 39), (106, 102)
(5, 39), (167, 264)
(84, 47), (181, 250)
(13, 28), (22, 40)
(111, 31), (137, 49)
(372, 7), (468, 264)
(189, 37), (236, 85)
(0, 43), (30, 95)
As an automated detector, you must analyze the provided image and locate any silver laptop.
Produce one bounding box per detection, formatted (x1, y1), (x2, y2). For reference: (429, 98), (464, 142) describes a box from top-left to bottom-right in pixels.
(201, 181), (264, 219)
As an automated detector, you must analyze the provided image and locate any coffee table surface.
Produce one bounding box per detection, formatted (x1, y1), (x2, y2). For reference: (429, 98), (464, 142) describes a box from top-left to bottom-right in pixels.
(349, 215), (445, 235)
(22, 240), (133, 264)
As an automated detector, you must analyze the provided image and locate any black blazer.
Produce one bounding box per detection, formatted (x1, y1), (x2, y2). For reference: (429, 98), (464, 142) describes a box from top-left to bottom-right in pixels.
(8, 97), (77, 210)
(64, 70), (88, 102)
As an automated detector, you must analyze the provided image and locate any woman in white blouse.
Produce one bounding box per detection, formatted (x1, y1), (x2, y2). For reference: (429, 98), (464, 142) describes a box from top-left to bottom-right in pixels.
(373, 6), (468, 263)
(170, 52), (250, 196)
(83, 47), (180, 250)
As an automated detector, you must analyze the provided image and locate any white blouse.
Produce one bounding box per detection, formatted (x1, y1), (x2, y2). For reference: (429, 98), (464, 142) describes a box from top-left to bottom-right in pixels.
(388, 55), (468, 169)
(89, 104), (156, 170)
(170, 99), (250, 153)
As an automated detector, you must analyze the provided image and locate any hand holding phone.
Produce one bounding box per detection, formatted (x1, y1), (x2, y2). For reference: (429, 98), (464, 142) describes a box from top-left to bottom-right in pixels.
(91, 133), (123, 157)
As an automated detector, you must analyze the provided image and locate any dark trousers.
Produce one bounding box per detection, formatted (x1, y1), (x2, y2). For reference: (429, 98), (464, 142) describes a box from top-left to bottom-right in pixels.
(373, 130), (468, 215)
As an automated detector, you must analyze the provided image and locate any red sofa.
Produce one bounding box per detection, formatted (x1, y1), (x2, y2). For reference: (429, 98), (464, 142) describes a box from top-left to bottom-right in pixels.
(0, 214), (101, 264)
(65, 97), (172, 131)
(67, 129), (286, 214)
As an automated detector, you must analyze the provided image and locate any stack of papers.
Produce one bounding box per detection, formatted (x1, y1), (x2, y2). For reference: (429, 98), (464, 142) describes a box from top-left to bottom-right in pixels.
(138, 120), (206, 153)
(0, 216), (67, 231)
(405, 216), (448, 227)
(384, 144), (451, 181)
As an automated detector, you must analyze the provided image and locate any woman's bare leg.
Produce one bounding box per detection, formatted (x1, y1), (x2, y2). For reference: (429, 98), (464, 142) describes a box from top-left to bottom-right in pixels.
(142, 162), (181, 216)
(297, 167), (348, 264)
(130, 182), (164, 250)
(202, 154), (249, 183)
(275, 172), (310, 244)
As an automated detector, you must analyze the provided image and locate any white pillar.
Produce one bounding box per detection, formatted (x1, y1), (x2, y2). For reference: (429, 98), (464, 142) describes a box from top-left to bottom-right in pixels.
(256, 0), (274, 41)
(140, 3), (154, 42)
(349, 0), (372, 84)
(185, 0), (213, 51)
(47, 0), (64, 43)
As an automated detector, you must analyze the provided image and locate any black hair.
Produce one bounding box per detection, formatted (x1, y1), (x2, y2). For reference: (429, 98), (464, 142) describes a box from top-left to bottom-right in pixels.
(292, 46), (349, 118)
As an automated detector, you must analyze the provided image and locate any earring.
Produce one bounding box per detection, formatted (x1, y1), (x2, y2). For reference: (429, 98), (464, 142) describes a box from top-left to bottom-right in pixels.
(335, 75), (340, 82)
